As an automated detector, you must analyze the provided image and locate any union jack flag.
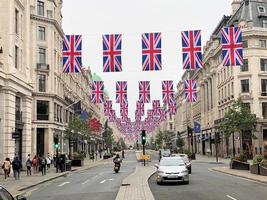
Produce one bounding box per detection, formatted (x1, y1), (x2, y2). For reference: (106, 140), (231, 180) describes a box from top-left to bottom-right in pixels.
(159, 108), (167, 122)
(92, 81), (104, 104)
(120, 101), (128, 118)
(103, 34), (122, 72)
(221, 27), (243, 66)
(135, 110), (142, 121)
(116, 81), (127, 104)
(104, 100), (112, 116)
(181, 30), (203, 70)
(162, 80), (175, 104)
(153, 100), (161, 116)
(139, 81), (150, 103)
(109, 110), (116, 122)
(147, 110), (153, 121)
(136, 101), (144, 116)
(184, 80), (197, 102)
(168, 101), (177, 115)
(142, 33), (162, 71)
(63, 35), (82, 73)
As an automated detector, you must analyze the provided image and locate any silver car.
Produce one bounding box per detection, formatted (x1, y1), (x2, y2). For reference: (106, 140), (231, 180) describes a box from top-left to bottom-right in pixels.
(171, 154), (192, 174)
(155, 157), (189, 184)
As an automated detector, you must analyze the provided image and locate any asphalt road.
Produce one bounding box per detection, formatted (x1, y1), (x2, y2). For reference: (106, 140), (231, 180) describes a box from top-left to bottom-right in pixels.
(149, 161), (267, 200)
(27, 151), (137, 200)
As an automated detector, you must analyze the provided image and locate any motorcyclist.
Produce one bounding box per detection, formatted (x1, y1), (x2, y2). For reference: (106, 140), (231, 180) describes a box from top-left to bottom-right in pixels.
(113, 154), (121, 170)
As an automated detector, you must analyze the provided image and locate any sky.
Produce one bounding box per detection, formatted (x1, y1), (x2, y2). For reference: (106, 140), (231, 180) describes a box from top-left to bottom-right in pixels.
(62, 0), (233, 120)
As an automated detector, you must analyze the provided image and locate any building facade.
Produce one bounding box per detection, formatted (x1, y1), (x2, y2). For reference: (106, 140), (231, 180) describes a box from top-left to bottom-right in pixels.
(174, 0), (267, 158)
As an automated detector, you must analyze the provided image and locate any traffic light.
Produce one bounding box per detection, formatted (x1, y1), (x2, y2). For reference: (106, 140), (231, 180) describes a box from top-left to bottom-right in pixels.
(54, 136), (59, 149)
(141, 130), (146, 145)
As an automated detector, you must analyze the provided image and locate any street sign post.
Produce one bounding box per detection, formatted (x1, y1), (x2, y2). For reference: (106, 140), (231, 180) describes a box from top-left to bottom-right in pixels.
(141, 130), (146, 166)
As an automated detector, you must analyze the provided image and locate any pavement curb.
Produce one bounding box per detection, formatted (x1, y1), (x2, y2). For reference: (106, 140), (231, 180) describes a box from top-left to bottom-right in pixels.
(211, 168), (267, 185)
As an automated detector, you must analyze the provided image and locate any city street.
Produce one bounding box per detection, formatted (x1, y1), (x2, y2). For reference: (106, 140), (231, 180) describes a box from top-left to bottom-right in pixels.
(27, 151), (137, 200)
(149, 162), (267, 200)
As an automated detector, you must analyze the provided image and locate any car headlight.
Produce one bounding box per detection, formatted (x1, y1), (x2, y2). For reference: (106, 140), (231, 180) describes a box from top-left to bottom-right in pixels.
(157, 170), (164, 174)
(181, 170), (188, 173)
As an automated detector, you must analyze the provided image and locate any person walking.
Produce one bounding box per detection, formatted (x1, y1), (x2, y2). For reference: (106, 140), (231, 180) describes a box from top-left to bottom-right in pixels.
(40, 155), (47, 176)
(32, 155), (38, 175)
(12, 156), (22, 180)
(2, 158), (11, 179)
(122, 150), (125, 159)
(26, 157), (32, 176)
(46, 153), (51, 171)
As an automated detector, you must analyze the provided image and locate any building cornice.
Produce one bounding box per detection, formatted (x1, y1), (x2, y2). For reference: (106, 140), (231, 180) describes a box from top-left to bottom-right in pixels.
(30, 14), (64, 38)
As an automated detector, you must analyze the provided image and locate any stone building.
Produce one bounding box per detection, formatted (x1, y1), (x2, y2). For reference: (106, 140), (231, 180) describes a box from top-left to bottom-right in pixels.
(174, 0), (267, 158)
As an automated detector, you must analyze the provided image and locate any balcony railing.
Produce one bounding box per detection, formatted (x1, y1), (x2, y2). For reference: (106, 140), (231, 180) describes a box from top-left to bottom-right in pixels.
(261, 92), (267, 96)
(37, 114), (49, 120)
(37, 63), (49, 71)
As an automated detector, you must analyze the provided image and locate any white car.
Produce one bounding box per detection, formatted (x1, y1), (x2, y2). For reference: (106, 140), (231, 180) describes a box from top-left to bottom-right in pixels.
(0, 185), (27, 200)
(171, 154), (192, 174)
(155, 157), (189, 184)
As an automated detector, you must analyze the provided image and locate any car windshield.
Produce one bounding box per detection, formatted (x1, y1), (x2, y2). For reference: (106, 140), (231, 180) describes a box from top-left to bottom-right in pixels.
(160, 159), (185, 166)
(161, 150), (170, 155)
(181, 157), (189, 162)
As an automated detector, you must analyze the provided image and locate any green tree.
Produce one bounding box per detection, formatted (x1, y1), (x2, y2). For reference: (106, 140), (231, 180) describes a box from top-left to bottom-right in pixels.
(162, 130), (176, 149)
(176, 135), (185, 151)
(155, 131), (164, 149)
(220, 98), (256, 155)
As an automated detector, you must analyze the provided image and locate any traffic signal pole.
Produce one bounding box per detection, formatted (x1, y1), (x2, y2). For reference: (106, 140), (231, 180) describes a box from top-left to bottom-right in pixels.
(143, 144), (145, 166)
(141, 130), (146, 166)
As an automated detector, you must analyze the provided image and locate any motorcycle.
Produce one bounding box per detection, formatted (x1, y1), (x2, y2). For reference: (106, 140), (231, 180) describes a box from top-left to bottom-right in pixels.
(114, 159), (121, 173)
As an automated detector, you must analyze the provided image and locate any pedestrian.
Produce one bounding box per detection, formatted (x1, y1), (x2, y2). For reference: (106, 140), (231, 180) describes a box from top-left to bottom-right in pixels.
(12, 156), (22, 180)
(32, 155), (38, 175)
(40, 155), (47, 176)
(99, 149), (102, 159)
(2, 158), (11, 179)
(95, 150), (98, 161)
(46, 153), (51, 170)
(122, 150), (125, 159)
(26, 157), (32, 176)
(53, 154), (56, 167)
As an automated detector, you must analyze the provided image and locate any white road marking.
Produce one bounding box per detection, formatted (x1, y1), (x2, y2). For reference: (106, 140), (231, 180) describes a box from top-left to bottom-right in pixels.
(58, 181), (70, 187)
(24, 188), (39, 197)
(226, 195), (238, 200)
(92, 175), (98, 179)
(81, 179), (91, 185)
(100, 179), (106, 184)
(109, 178), (113, 181)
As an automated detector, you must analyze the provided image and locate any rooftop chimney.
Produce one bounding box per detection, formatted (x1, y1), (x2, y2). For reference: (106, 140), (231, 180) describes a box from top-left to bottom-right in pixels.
(231, 0), (242, 15)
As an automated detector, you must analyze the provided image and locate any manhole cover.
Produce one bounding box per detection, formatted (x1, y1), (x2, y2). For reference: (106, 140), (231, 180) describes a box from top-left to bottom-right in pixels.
(121, 183), (130, 186)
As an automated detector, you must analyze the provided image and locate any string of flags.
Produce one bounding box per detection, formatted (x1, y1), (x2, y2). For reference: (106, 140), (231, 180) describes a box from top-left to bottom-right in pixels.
(63, 26), (244, 141)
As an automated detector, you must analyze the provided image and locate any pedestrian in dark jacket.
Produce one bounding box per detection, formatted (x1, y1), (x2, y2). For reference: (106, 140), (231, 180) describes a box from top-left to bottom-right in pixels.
(40, 155), (47, 176)
(12, 157), (22, 180)
(26, 158), (32, 176)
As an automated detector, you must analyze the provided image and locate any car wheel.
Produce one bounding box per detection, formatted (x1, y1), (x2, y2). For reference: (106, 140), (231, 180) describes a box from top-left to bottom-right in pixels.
(184, 180), (189, 184)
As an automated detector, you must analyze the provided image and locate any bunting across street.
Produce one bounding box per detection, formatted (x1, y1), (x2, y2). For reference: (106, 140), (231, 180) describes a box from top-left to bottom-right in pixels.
(153, 100), (161, 116)
(92, 81), (104, 104)
(139, 81), (151, 103)
(142, 32), (162, 71)
(181, 30), (203, 70)
(221, 26), (243, 66)
(103, 34), (122, 72)
(162, 80), (175, 104)
(184, 79), (197, 102)
(63, 35), (82, 73)
(116, 81), (127, 104)
(104, 100), (112, 116)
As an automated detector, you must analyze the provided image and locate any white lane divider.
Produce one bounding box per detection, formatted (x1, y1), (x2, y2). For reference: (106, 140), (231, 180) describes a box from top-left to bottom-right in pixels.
(100, 180), (106, 184)
(82, 179), (91, 185)
(226, 195), (238, 200)
(58, 181), (70, 187)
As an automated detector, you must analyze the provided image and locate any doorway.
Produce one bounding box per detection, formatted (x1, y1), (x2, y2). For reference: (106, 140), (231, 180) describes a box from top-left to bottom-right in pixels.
(37, 128), (45, 155)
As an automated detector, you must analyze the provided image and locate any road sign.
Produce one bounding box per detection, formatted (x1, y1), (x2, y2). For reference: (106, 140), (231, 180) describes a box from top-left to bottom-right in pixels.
(140, 154), (150, 161)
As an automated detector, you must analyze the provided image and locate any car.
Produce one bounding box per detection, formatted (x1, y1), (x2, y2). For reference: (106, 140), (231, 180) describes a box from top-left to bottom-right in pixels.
(171, 154), (192, 174)
(0, 185), (27, 200)
(155, 157), (189, 185)
(159, 149), (171, 160)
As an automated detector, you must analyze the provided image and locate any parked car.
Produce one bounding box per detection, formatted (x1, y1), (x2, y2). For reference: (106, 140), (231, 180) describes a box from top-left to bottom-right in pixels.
(171, 154), (192, 174)
(159, 149), (171, 158)
(155, 157), (189, 185)
(0, 185), (27, 200)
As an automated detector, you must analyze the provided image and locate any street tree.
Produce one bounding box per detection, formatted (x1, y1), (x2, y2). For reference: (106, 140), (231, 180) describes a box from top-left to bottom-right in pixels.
(176, 135), (185, 152)
(220, 98), (256, 155)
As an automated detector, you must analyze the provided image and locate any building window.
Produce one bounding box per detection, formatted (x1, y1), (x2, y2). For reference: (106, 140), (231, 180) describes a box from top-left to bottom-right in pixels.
(15, 45), (19, 69)
(37, 100), (49, 120)
(170, 123), (173, 130)
(38, 74), (46, 92)
(258, 6), (265, 13)
(241, 59), (248, 72)
(37, 1), (44, 16)
(262, 79), (267, 96)
(260, 40), (267, 48)
(241, 79), (249, 93)
(38, 26), (45, 40)
(15, 9), (19, 34)
(38, 48), (46, 64)
(243, 103), (251, 112)
(261, 59), (267, 71)
(263, 103), (267, 119)
(243, 40), (248, 48)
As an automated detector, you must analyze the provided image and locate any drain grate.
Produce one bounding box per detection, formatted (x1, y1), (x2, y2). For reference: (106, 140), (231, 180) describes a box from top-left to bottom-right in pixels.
(121, 183), (130, 186)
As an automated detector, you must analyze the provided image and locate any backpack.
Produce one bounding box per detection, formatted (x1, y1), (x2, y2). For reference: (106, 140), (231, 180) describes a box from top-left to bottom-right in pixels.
(41, 158), (46, 165)
(12, 160), (20, 169)
(26, 159), (31, 167)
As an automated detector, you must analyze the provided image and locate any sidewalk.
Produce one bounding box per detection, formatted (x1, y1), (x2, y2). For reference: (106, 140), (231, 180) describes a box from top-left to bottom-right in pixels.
(193, 154), (231, 164)
(0, 158), (111, 196)
(211, 166), (267, 184)
(115, 165), (156, 200)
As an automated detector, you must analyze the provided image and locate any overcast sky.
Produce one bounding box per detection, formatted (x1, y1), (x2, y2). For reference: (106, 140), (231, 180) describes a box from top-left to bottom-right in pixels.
(62, 0), (232, 120)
